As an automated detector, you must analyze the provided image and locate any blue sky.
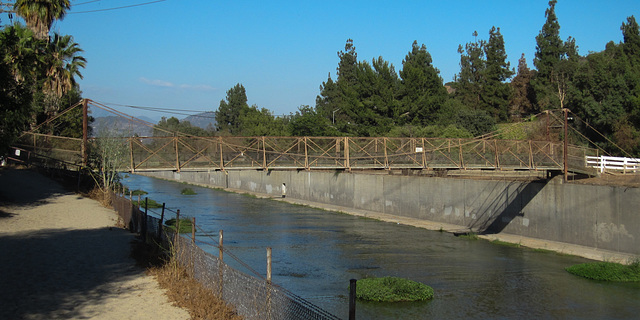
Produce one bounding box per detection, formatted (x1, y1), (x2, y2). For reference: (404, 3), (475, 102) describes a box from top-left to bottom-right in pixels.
(3, 0), (639, 120)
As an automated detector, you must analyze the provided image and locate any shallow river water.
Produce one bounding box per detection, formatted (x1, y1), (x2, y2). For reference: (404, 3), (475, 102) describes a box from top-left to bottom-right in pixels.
(122, 174), (640, 319)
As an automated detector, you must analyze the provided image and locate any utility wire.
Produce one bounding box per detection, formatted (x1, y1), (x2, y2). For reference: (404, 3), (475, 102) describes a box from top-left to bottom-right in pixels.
(73, 0), (101, 6)
(69, 0), (166, 14)
(94, 100), (216, 119)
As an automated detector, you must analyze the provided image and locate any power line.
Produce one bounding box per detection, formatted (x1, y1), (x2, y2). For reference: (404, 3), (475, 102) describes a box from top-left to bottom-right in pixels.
(69, 0), (166, 14)
(73, 0), (102, 6)
(93, 100), (216, 119)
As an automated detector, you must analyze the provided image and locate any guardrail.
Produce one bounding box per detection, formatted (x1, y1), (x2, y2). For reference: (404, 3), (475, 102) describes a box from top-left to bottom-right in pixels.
(586, 156), (640, 174)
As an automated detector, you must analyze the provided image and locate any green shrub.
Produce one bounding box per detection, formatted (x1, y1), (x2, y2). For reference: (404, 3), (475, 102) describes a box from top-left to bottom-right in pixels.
(133, 198), (163, 208)
(566, 261), (640, 282)
(356, 277), (434, 302)
(164, 218), (193, 233)
(181, 188), (197, 195)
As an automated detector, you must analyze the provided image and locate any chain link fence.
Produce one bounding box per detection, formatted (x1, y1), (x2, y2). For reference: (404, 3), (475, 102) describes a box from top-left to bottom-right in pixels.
(110, 191), (341, 320)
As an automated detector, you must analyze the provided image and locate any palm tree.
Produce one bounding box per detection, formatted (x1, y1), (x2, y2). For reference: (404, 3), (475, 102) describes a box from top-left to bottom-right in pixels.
(40, 33), (86, 123)
(13, 0), (71, 40)
(43, 33), (86, 98)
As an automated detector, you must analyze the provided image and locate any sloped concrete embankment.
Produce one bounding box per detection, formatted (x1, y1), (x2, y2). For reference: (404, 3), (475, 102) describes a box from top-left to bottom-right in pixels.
(141, 170), (640, 261)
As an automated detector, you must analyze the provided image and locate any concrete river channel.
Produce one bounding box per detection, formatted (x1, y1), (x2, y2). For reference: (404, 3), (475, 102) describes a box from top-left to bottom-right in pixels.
(122, 174), (639, 319)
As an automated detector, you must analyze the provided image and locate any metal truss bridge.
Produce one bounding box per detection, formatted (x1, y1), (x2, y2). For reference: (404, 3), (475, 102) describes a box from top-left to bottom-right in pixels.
(9, 99), (599, 176)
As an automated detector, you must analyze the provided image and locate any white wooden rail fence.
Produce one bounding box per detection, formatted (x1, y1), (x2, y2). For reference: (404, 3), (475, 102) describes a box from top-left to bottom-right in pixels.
(586, 156), (640, 173)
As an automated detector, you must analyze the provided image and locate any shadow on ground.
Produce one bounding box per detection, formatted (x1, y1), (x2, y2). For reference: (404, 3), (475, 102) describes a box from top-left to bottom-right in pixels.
(0, 168), (72, 208)
(0, 227), (144, 319)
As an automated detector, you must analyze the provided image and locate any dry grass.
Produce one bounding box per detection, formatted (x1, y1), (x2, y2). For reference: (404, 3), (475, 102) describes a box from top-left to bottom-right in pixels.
(131, 240), (242, 320)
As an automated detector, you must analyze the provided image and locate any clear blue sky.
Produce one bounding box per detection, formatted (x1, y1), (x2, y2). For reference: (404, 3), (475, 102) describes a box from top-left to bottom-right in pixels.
(4, 0), (639, 119)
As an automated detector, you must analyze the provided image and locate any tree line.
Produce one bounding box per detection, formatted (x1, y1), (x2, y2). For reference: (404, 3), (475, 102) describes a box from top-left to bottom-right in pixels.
(212, 1), (640, 156)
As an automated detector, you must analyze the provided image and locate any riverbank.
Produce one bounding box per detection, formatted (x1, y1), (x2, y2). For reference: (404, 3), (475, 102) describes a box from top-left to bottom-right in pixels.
(0, 168), (190, 320)
(150, 173), (636, 264)
(138, 169), (640, 263)
(271, 189), (637, 264)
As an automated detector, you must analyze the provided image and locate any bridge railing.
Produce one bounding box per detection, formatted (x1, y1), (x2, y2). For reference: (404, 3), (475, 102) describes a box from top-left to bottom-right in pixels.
(13, 133), (599, 173)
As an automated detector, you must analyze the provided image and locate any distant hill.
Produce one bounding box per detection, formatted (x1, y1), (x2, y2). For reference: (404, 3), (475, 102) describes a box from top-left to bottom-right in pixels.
(182, 112), (216, 130)
(91, 116), (154, 137)
(91, 111), (216, 137)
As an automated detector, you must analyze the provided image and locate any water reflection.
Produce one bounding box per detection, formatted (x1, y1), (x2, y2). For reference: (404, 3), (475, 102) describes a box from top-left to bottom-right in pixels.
(122, 174), (640, 319)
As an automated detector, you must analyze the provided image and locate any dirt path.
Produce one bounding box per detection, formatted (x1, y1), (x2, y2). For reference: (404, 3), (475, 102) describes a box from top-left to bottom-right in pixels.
(0, 168), (190, 320)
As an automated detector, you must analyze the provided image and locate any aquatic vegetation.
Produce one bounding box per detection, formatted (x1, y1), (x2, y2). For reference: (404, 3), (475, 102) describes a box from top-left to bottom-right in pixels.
(566, 260), (640, 282)
(133, 198), (163, 208)
(181, 188), (197, 195)
(356, 277), (434, 302)
(164, 218), (193, 233)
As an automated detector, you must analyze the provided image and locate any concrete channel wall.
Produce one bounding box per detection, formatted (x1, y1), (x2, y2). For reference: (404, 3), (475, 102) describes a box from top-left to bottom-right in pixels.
(142, 170), (640, 256)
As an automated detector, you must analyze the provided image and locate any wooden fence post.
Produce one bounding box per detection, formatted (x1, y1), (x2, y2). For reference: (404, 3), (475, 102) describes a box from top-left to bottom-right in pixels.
(142, 197), (148, 243)
(267, 247), (272, 283)
(191, 217), (196, 243)
(218, 229), (224, 298)
(175, 209), (181, 248)
(219, 229), (224, 261)
(159, 203), (165, 241)
(349, 279), (357, 320)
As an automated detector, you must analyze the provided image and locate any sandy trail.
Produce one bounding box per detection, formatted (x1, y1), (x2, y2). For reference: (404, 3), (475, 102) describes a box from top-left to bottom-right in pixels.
(0, 168), (190, 320)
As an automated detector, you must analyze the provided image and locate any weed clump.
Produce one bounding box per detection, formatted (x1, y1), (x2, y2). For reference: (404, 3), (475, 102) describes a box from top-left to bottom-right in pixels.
(356, 277), (434, 302)
(133, 198), (163, 208)
(457, 232), (479, 240)
(566, 260), (640, 282)
(181, 188), (197, 195)
(165, 218), (193, 233)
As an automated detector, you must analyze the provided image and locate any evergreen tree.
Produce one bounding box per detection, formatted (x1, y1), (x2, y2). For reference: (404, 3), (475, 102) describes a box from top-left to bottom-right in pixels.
(215, 83), (249, 134)
(621, 16), (640, 131)
(532, 0), (579, 111)
(454, 31), (486, 110)
(510, 54), (536, 118)
(398, 40), (448, 126)
(483, 27), (514, 120)
(533, 0), (563, 80)
(621, 15), (640, 64)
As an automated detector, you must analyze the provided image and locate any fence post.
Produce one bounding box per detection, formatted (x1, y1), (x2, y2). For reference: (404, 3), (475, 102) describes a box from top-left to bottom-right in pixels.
(82, 99), (88, 166)
(267, 247), (272, 283)
(349, 279), (357, 320)
(159, 203), (165, 241)
(218, 229), (224, 298)
(219, 229), (224, 261)
(142, 198), (148, 243)
(175, 209), (181, 249)
(266, 246), (273, 319)
(191, 217), (196, 243)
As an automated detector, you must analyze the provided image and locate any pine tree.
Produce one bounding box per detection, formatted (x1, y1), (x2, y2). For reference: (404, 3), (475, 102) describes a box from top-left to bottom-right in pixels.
(532, 0), (579, 111)
(454, 31), (486, 111)
(398, 41), (448, 126)
(483, 26), (514, 120)
(533, 0), (563, 80)
(215, 83), (249, 134)
(510, 54), (536, 118)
